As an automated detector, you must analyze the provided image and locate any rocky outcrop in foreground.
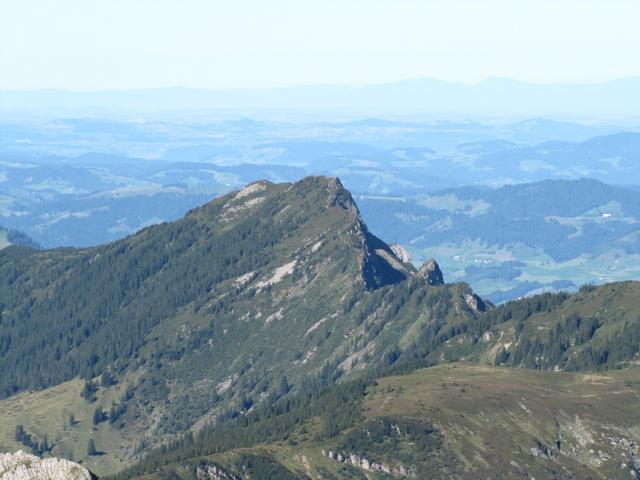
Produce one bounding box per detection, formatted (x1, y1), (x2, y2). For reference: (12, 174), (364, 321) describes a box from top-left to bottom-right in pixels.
(0, 450), (95, 480)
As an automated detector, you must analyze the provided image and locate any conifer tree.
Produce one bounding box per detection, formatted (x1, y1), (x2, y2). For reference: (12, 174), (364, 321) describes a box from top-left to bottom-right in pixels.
(87, 439), (97, 456)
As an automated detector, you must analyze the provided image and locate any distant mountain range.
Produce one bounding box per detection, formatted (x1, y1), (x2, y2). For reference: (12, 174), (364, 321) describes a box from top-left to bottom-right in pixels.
(3, 78), (640, 118)
(442, 132), (640, 186)
(1, 177), (639, 479)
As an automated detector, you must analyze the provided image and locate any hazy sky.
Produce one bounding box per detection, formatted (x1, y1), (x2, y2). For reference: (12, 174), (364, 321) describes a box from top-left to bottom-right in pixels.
(2, 0), (640, 91)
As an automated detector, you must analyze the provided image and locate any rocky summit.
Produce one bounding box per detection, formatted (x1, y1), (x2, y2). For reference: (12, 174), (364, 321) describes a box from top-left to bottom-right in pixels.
(417, 257), (445, 285)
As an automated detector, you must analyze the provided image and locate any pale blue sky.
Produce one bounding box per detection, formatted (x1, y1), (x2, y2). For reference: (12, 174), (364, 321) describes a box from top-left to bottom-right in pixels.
(2, 0), (640, 91)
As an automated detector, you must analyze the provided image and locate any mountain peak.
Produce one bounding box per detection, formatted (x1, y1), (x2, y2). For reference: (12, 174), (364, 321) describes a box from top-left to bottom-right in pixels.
(200, 175), (409, 290)
(389, 243), (411, 263)
(417, 258), (444, 285)
(299, 175), (358, 214)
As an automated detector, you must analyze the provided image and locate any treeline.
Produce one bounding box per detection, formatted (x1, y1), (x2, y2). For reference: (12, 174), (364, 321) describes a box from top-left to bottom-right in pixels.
(107, 376), (371, 479)
(384, 290), (571, 376)
(498, 312), (602, 369)
(337, 416), (458, 477)
(498, 313), (640, 371)
(14, 424), (50, 456)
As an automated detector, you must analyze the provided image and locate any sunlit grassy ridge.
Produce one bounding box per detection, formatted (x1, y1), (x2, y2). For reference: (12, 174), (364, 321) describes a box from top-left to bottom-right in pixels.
(116, 364), (640, 479)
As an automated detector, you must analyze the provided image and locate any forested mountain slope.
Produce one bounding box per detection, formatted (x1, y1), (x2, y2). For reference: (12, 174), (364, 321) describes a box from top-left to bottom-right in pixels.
(429, 281), (640, 371)
(1, 176), (639, 479)
(0, 177), (483, 474)
(0, 176), (413, 395)
(112, 282), (640, 480)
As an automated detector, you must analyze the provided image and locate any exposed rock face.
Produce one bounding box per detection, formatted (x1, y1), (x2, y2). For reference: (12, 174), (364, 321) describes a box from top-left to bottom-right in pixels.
(322, 449), (415, 478)
(196, 463), (239, 480)
(530, 440), (555, 459)
(0, 451), (95, 480)
(389, 243), (411, 263)
(322, 176), (413, 289)
(464, 292), (487, 313)
(417, 258), (444, 285)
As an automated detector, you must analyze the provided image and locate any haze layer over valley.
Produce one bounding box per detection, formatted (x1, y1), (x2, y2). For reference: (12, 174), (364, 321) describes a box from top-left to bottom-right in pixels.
(2, 114), (640, 302)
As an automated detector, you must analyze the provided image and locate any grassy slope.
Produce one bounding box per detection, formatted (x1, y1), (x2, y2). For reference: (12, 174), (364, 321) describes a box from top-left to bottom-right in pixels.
(0, 376), (141, 476)
(364, 364), (640, 479)
(133, 364), (640, 479)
